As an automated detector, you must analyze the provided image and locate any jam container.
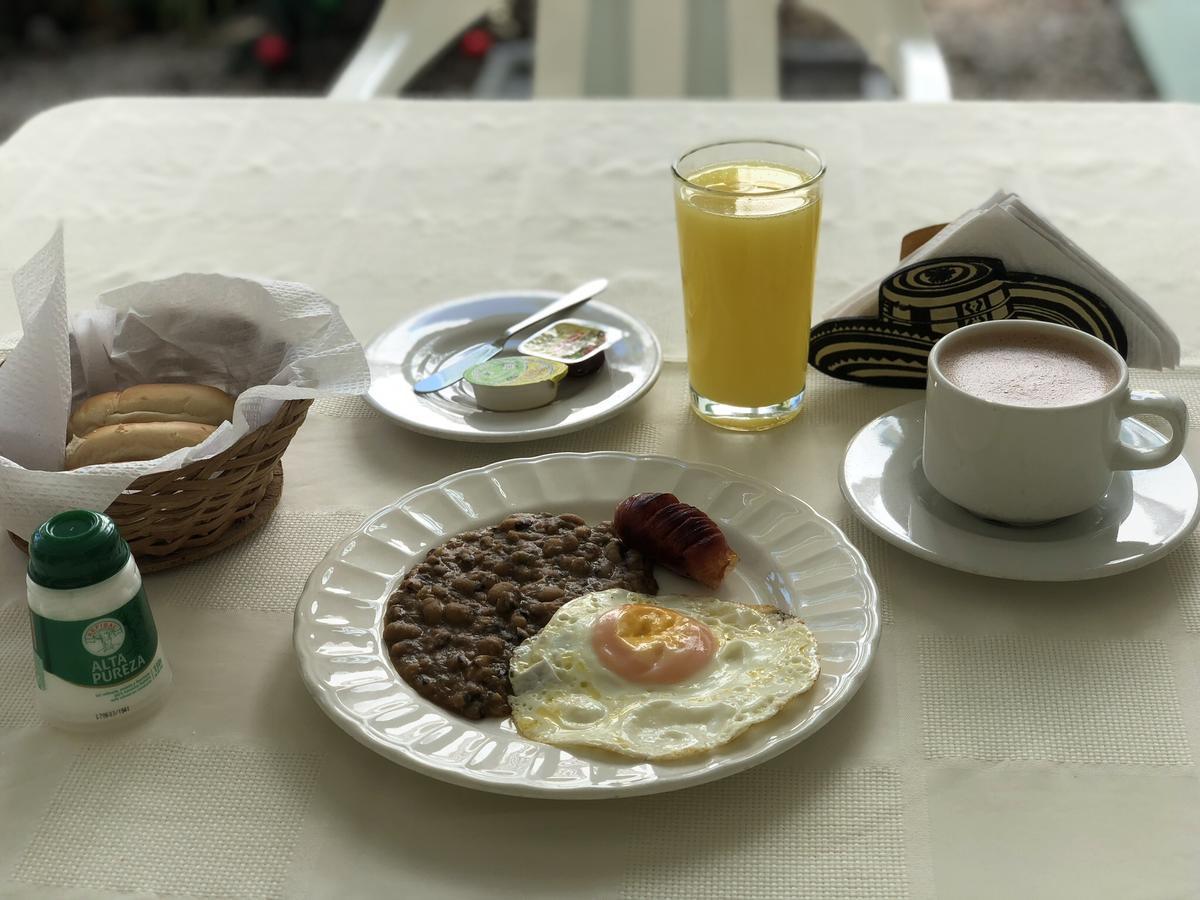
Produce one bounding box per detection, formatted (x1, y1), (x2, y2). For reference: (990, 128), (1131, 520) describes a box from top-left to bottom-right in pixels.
(517, 318), (621, 376)
(465, 355), (569, 411)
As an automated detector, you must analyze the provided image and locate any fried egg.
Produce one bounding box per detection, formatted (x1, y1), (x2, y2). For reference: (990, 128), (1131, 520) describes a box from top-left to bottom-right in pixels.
(508, 589), (819, 760)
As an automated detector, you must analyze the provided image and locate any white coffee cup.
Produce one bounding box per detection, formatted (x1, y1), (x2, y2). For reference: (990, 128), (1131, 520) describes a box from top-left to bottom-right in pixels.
(922, 320), (1188, 524)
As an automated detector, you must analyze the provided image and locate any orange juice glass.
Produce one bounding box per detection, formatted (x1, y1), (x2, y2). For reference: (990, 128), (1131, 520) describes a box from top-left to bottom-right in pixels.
(673, 140), (825, 430)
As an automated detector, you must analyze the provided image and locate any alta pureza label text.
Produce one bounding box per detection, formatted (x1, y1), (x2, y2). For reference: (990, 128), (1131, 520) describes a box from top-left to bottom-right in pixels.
(29, 589), (159, 687)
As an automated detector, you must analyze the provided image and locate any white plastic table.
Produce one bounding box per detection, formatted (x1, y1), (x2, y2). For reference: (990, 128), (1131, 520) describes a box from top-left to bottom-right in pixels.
(2, 99), (1200, 899)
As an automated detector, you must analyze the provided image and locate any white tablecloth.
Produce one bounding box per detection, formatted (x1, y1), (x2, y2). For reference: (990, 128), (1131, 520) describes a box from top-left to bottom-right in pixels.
(2, 99), (1200, 899)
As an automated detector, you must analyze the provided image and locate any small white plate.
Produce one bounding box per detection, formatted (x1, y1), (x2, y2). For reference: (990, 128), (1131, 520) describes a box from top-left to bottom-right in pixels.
(841, 400), (1200, 581)
(365, 291), (662, 442)
(293, 452), (880, 798)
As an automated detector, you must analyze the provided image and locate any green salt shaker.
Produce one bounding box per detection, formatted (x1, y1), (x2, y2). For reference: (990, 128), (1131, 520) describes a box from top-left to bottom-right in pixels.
(26, 510), (172, 729)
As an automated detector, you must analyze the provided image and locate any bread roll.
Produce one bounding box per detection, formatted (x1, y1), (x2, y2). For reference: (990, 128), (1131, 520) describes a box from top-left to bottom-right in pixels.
(66, 422), (216, 470)
(70, 383), (234, 438)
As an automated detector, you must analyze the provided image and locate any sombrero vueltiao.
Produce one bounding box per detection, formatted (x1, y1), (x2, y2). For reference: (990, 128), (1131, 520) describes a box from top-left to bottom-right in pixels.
(808, 256), (1128, 388)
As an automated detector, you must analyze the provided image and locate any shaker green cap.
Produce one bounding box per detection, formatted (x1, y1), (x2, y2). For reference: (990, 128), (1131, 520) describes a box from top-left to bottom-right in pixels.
(28, 510), (131, 589)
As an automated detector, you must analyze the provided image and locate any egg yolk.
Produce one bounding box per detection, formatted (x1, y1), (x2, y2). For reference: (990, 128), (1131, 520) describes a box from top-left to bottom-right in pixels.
(591, 604), (717, 685)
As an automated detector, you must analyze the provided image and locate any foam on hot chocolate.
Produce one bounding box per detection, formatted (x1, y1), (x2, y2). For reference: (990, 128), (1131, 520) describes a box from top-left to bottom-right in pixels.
(939, 329), (1119, 407)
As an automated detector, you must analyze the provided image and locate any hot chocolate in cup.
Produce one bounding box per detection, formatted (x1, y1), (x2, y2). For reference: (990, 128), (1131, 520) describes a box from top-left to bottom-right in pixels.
(922, 320), (1188, 524)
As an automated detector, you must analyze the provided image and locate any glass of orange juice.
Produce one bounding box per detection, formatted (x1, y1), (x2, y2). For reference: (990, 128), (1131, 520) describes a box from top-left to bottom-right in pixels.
(672, 140), (825, 430)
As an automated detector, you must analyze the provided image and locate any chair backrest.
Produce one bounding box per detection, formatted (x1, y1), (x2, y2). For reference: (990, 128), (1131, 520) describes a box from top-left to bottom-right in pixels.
(330, 0), (493, 100)
(796, 0), (951, 100)
(534, 0), (950, 101)
(331, 0), (950, 102)
(533, 0), (781, 98)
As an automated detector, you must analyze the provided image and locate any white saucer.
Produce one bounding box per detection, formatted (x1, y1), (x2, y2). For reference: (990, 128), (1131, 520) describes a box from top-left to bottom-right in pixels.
(366, 291), (661, 443)
(840, 400), (1200, 581)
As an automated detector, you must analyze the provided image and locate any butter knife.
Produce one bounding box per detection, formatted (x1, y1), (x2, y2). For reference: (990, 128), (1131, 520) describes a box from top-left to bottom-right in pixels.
(412, 278), (608, 394)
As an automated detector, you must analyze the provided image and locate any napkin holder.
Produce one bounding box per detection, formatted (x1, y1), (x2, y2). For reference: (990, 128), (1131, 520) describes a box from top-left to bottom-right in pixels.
(809, 223), (1131, 389)
(807, 187), (1182, 388)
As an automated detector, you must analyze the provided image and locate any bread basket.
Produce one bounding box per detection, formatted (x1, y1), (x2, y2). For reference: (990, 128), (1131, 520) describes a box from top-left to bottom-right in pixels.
(8, 398), (313, 573)
(1, 233), (370, 571)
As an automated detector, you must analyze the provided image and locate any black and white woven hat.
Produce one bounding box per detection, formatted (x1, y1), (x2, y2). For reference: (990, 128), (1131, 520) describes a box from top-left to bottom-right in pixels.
(808, 256), (1128, 388)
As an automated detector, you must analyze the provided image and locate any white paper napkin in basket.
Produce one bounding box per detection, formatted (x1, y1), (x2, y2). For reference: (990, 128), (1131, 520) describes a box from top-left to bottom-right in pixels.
(822, 191), (1180, 369)
(0, 228), (371, 540)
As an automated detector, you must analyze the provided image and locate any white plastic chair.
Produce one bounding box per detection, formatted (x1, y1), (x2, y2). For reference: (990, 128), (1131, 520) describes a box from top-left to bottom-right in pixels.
(534, 0), (950, 99)
(533, 0), (781, 98)
(796, 0), (951, 101)
(329, 0), (493, 100)
(331, 0), (950, 101)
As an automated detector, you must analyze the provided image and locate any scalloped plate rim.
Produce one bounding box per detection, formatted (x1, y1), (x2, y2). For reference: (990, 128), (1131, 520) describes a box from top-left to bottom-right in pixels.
(293, 452), (880, 798)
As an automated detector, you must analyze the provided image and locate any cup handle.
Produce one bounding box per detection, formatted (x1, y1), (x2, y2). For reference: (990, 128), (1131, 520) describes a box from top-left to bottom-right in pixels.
(1111, 391), (1188, 471)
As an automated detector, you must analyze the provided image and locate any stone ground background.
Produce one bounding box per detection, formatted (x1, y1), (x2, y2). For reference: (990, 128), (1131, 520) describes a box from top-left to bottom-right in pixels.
(0, 0), (1155, 144)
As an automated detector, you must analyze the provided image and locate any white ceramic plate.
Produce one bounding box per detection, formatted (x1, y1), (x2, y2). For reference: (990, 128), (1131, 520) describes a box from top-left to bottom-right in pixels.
(294, 453), (880, 798)
(841, 400), (1200, 581)
(365, 291), (662, 442)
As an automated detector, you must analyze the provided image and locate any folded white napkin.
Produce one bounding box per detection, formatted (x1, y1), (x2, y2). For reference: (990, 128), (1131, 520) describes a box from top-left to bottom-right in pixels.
(812, 191), (1178, 385)
(0, 228), (371, 540)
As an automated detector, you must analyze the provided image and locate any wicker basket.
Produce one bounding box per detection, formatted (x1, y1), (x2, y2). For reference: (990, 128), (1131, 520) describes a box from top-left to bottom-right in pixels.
(9, 398), (313, 573)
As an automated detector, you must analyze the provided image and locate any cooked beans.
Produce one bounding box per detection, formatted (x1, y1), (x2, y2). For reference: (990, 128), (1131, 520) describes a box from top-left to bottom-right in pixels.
(385, 513), (657, 719)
